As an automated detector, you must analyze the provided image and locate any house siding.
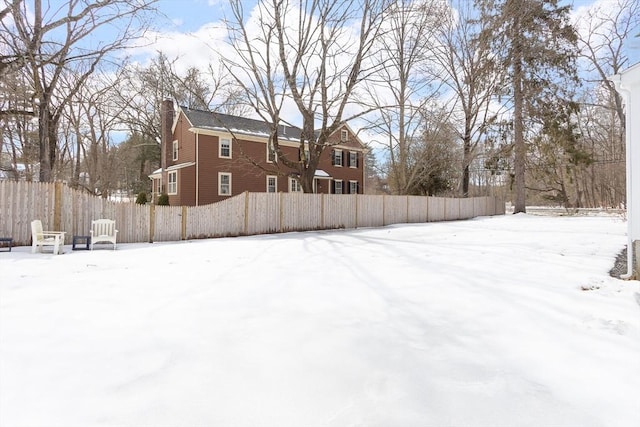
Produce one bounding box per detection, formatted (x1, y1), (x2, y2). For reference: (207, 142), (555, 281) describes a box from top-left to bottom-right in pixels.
(316, 179), (330, 194)
(320, 147), (363, 193)
(176, 166), (196, 206)
(197, 133), (219, 205)
(176, 116), (196, 163)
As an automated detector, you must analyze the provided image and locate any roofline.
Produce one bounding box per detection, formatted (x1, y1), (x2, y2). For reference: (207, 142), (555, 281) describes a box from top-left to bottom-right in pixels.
(166, 162), (196, 171)
(178, 105), (366, 149)
(188, 127), (301, 147)
(609, 61), (640, 87)
(329, 122), (366, 149)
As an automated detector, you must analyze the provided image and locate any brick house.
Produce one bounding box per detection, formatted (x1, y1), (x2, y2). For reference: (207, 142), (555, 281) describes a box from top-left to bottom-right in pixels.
(150, 101), (367, 206)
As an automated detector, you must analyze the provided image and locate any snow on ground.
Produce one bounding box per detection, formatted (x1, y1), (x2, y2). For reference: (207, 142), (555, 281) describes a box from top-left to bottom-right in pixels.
(1, 214), (639, 427)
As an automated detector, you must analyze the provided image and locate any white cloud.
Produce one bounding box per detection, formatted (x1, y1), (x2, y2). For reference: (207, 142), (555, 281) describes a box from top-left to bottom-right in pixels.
(132, 23), (230, 72)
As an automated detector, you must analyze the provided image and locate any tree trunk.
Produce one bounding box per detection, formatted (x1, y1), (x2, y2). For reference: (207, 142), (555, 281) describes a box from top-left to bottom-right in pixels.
(38, 104), (52, 182)
(462, 131), (472, 197)
(512, 37), (526, 214)
(300, 171), (314, 193)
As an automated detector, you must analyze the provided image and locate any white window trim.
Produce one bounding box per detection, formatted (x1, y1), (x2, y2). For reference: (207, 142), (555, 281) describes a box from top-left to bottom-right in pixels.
(219, 137), (232, 159)
(172, 140), (178, 161)
(349, 180), (358, 194)
(289, 178), (303, 192)
(341, 129), (349, 142)
(168, 171), (178, 195)
(267, 175), (277, 193)
(334, 149), (343, 167)
(334, 179), (343, 194)
(218, 172), (232, 196)
(349, 151), (357, 168)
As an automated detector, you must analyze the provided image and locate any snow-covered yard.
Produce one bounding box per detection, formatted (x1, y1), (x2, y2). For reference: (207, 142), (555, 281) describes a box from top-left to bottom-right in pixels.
(1, 214), (639, 427)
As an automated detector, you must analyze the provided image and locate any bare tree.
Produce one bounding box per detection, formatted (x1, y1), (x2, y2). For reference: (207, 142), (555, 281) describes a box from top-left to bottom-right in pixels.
(62, 72), (126, 196)
(576, 89), (626, 208)
(0, 0), (158, 182)
(114, 52), (249, 149)
(433, 1), (501, 197)
(385, 106), (461, 196)
(0, 62), (37, 180)
(576, 0), (639, 128)
(362, 0), (446, 195)
(224, 0), (387, 193)
(170, 62), (251, 116)
(112, 53), (176, 147)
(573, 0), (638, 208)
(0, 0), (24, 79)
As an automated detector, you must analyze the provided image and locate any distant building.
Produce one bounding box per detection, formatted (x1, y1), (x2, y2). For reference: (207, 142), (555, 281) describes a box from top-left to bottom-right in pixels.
(151, 102), (367, 206)
(0, 160), (30, 181)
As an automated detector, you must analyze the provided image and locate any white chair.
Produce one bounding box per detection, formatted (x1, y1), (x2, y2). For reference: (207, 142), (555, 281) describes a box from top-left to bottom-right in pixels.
(90, 219), (118, 250)
(31, 220), (66, 255)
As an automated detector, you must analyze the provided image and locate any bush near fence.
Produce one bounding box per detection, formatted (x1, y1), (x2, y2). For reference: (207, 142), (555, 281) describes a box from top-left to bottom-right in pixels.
(0, 181), (505, 246)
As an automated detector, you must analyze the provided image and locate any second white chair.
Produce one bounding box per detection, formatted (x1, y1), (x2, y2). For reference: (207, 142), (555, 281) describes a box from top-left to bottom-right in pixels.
(90, 219), (118, 250)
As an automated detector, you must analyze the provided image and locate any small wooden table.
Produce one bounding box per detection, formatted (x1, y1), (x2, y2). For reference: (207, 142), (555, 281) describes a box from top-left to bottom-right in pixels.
(72, 235), (91, 250)
(0, 237), (12, 252)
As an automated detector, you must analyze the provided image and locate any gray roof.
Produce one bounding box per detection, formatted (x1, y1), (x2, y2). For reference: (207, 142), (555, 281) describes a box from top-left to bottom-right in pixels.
(181, 107), (303, 141)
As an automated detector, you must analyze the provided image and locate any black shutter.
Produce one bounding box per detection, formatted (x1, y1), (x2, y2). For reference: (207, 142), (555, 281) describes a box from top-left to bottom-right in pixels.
(347, 152), (351, 167)
(331, 150), (335, 166)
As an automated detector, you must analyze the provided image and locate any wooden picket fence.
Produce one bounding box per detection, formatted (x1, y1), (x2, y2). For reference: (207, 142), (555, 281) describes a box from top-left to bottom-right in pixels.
(0, 181), (505, 247)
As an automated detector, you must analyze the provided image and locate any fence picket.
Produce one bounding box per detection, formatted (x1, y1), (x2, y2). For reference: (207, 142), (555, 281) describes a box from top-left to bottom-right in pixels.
(0, 181), (504, 246)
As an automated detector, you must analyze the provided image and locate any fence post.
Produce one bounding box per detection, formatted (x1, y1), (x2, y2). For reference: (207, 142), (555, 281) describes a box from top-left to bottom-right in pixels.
(181, 205), (187, 240)
(149, 204), (155, 243)
(279, 191), (284, 233)
(444, 198), (448, 221)
(321, 193), (325, 229)
(382, 194), (386, 226)
(244, 191), (249, 235)
(406, 195), (410, 223)
(354, 194), (358, 228)
(54, 181), (63, 231)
